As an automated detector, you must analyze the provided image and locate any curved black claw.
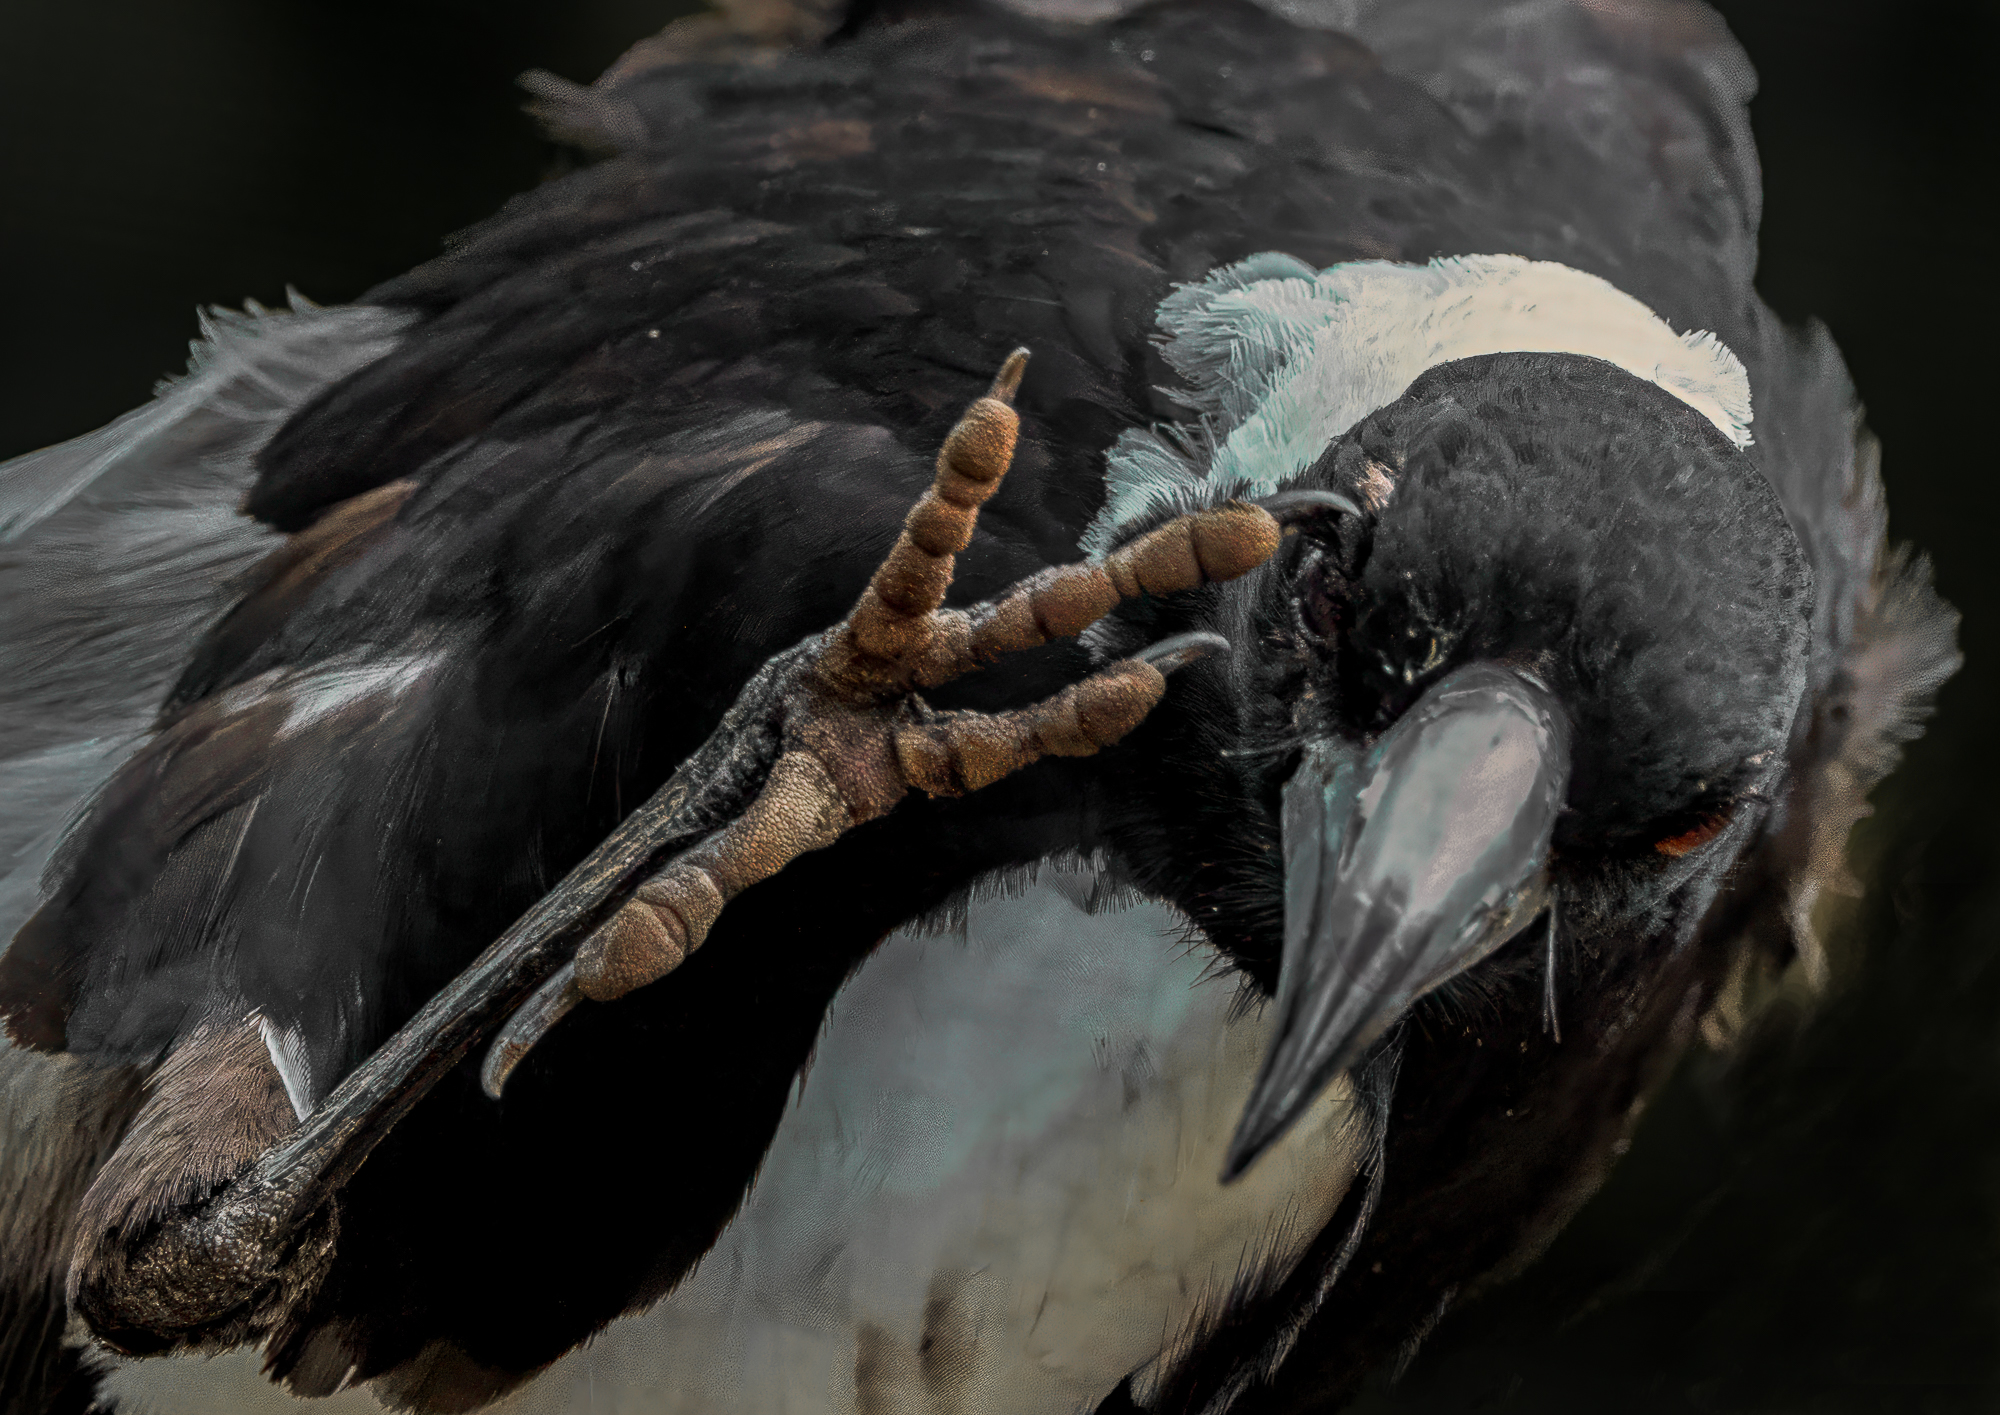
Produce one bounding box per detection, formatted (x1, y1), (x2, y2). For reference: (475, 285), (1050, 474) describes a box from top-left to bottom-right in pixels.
(1138, 631), (1232, 674)
(481, 966), (583, 1099)
(1256, 489), (1362, 525)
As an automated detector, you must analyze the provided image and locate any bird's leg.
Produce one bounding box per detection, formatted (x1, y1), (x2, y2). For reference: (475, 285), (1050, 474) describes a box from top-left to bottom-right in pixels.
(484, 350), (1303, 1083)
(71, 349), (1320, 1351)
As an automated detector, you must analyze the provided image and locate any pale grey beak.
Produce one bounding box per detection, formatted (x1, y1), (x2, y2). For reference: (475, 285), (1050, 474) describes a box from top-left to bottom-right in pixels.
(1224, 662), (1570, 1180)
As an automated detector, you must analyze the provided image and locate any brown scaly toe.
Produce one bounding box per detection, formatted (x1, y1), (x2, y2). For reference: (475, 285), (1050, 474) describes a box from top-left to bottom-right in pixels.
(480, 351), (1341, 1093)
(80, 349), (1346, 1349)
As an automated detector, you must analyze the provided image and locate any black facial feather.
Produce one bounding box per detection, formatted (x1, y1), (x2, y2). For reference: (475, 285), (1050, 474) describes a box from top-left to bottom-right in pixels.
(1326, 353), (1811, 846)
(1093, 352), (1813, 991)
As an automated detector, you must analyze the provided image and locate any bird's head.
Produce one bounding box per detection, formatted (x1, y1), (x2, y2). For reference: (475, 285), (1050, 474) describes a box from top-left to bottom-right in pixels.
(1097, 342), (1812, 1177)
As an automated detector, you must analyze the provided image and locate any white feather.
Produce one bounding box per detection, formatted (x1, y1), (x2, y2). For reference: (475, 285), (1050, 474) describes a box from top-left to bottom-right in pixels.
(99, 873), (1361, 1415)
(1089, 253), (1753, 550)
(256, 1014), (318, 1123)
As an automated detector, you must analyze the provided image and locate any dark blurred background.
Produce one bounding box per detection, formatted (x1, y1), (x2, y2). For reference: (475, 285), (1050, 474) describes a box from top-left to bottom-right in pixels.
(0, 0), (1993, 1409)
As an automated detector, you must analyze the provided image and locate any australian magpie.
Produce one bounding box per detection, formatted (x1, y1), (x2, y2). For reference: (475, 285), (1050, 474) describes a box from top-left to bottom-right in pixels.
(0, 0), (1960, 1412)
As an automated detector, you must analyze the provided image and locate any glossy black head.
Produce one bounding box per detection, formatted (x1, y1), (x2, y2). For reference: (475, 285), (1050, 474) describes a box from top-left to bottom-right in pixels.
(1115, 351), (1813, 1175)
(1294, 352), (1810, 850)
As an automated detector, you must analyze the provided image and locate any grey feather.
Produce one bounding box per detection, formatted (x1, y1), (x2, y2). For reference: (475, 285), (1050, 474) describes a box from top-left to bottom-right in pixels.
(0, 295), (411, 1408)
(0, 297), (410, 947)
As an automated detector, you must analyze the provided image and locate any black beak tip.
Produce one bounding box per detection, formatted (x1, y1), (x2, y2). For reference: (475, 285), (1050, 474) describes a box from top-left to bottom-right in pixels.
(1221, 1021), (1375, 1184)
(1218, 1131), (1268, 1185)
(1219, 1076), (1308, 1184)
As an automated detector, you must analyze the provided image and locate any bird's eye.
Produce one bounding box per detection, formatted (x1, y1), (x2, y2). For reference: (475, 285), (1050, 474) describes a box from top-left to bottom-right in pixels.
(1295, 552), (1344, 647)
(1653, 810), (1732, 858)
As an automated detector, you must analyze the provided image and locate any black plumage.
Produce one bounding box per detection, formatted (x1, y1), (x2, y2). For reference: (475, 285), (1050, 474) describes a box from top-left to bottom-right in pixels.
(1086, 349), (1817, 1408)
(1312, 354), (1806, 844)
(0, 1), (1957, 1411)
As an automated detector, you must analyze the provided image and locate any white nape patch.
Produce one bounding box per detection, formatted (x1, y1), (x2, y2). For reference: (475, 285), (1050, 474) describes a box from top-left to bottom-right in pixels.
(256, 1013), (316, 1123)
(1087, 253), (1752, 550)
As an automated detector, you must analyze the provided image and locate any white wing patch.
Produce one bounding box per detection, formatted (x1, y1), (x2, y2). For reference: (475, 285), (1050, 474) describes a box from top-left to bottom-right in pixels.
(1089, 253), (1752, 550)
(274, 652), (443, 738)
(256, 1013), (317, 1123)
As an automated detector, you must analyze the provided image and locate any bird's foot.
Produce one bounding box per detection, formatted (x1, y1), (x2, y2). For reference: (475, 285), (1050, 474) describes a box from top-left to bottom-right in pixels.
(483, 349), (1294, 1087)
(72, 350), (1328, 1347)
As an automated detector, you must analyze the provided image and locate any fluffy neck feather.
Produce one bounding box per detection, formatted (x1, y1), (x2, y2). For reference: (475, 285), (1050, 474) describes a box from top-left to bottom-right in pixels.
(1088, 253), (1752, 551)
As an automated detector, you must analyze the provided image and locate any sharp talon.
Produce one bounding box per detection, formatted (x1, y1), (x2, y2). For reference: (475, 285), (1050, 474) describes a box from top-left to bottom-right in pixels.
(1256, 489), (1363, 524)
(1137, 630), (1232, 674)
(988, 347), (1030, 404)
(480, 964), (584, 1099)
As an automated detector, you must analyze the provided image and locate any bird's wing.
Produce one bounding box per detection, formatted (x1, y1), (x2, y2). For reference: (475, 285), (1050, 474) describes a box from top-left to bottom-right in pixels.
(0, 322), (1095, 1401)
(3, 46), (1205, 1384)
(0, 301), (406, 951)
(0, 298), (407, 1411)
(2, 389), (1009, 1077)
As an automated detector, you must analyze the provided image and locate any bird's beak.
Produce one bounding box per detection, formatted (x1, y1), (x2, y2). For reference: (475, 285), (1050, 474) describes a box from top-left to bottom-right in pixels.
(1223, 662), (1570, 1180)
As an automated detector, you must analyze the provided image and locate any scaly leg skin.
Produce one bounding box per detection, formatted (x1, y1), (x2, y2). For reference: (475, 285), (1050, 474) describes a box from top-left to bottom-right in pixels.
(73, 349), (1343, 1351)
(507, 349), (1301, 1066)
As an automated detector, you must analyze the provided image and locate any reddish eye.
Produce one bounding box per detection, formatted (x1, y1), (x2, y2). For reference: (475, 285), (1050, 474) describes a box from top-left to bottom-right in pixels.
(1655, 812), (1730, 858)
